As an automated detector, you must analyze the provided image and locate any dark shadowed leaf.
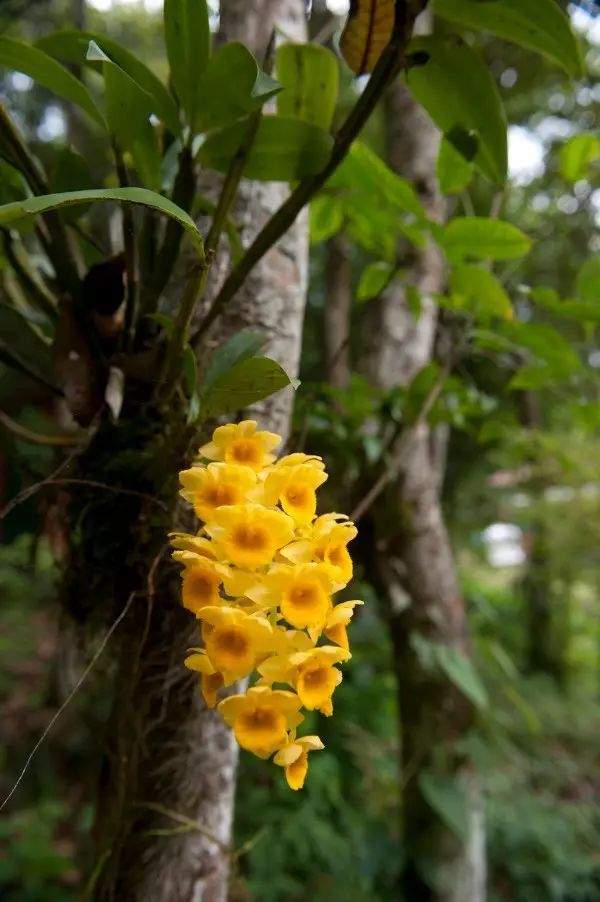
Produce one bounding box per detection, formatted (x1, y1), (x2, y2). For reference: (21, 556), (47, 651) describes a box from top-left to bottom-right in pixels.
(197, 42), (280, 131)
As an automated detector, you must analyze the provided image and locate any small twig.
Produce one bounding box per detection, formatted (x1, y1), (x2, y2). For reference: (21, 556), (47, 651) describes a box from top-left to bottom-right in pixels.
(0, 410), (81, 446)
(0, 592), (136, 812)
(351, 360), (451, 523)
(0, 444), (83, 521)
(137, 802), (230, 853)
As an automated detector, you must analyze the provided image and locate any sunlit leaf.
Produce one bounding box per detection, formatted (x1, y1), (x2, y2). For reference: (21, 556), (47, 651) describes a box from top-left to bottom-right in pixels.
(0, 36), (104, 128)
(164, 0), (210, 130)
(441, 218), (531, 262)
(434, 0), (583, 77)
(276, 43), (339, 131)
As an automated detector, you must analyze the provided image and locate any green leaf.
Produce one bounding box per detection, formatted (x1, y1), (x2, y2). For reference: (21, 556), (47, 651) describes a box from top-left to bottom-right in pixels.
(419, 772), (469, 840)
(37, 29), (180, 134)
(0, 160), (29, 206)
(276, 43), (339, 131)
(0, 36), (104, 128)
(436, 645), (488, 710)
(504, 321), (581, 387)
(87, 41), (160, 190)
(437, 136), (474, 195)
(201, 329), (266, 397)
(182, 345), (201, 424)
(530, 286), (600, 323)
(559, 133), (600, 182)
(200, 356), (297, 418)
(198, 116), (334, 182)
(309, 195), (344, 243)
(450, 264), (513, 321)
(441, 217), (531, 262)
(164, 0), (210, 130)
(434, 0), (583, 77)
(356, 261), (396, 303)
(0, 189), (204, 253)
(197, 42), (280, 131)
(406, 35), (507, 184)
(329, 141), (425, 219)
(575, 256), (600, 303)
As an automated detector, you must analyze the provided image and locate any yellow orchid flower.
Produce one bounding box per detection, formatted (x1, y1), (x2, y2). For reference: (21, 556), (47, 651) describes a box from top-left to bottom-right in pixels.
(218, 686), (303, 758)
(324, 600), (364, 650)
(289, 646), (351, 715)
(273, 735), (324, 790)
(280, 515), (357, 588)
(205, 503), (295, 569)
(177, 557), (229, 615)
(196, 606), (273, 684)
(179, 462), (257, 522)
(184, 650), (224, 708)
(246, 563), (333, 630)
(263, 462), (328, 525)
(198, 420), (281, 472)
(169, 532), (217, 560)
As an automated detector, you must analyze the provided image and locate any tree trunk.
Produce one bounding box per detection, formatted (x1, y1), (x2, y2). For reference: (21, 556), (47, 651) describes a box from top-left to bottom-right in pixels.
(324, 235), (351, 390)
(85, 3), (308, 899)
(359, 19), (486, 898)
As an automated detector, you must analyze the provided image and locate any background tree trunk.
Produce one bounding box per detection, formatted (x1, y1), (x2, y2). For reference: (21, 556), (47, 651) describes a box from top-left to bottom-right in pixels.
(87, 2), (308, 899)
(324, 235), (351, 390)
(359, 16), (486, 898)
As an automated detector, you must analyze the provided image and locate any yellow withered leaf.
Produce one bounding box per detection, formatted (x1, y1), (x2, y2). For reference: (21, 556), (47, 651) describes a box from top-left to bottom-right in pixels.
(340, 0), (397, 76)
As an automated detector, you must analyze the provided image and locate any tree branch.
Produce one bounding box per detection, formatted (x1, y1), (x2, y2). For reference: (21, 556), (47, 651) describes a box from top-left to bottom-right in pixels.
(191, 2), (422, 348)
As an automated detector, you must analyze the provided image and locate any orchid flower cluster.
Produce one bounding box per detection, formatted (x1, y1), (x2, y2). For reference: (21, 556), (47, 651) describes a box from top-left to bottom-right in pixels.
(170, 420), (361, 790)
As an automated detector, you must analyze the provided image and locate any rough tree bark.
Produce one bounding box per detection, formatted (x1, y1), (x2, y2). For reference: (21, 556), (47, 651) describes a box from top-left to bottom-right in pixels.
(82, 2), (308, 899)
(359, 19), (486, 900)
(324, 235), (351, 390)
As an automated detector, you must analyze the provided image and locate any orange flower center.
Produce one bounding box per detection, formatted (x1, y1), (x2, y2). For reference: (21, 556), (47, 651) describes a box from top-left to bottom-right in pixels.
(232, 525), (269, 551)
(230, 439), (261, 465)
(188, 571), (214, 601)
(288, 582), (319, 608)
(284, 485), (309, 506)
(302, 666), (329, 690)
(327, 545), (344, 566)
(214, 627), (249, 658)
(237, 705), (285, 741)
(204, 484), (237, 507)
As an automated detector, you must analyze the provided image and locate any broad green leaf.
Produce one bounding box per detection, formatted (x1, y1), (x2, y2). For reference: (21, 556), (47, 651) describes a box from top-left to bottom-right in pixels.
(450, 264), (513, 321)
(0, 189), (204, 253)
(0, 36), (104, 128)
(164, 0), (210, 130)
(434, 0), (582, 77)
(329, 141), (425, 219)
(87, 41), (161, 190)
(309, 195), (344, 243)
(198, 116), (334, 182)
(530, 286), (600, 323)
(406, 36), (507, 184)
(560, 133), (600, 182)
(419, 772), (469, 840)
(437, 136), (474, 195)
(276, 43), (339, 131)
(201, 329), (266, 396)
(37, 29), (180, 134)
(197, 42), (280, 131)
(436, 645), (488, 710)
(356, 261), (395, 303)
(441, 217), (531, 262)
(200, 356), (297, 418)
(576, 256), (600, 303)
(505, 321), (581, 388)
